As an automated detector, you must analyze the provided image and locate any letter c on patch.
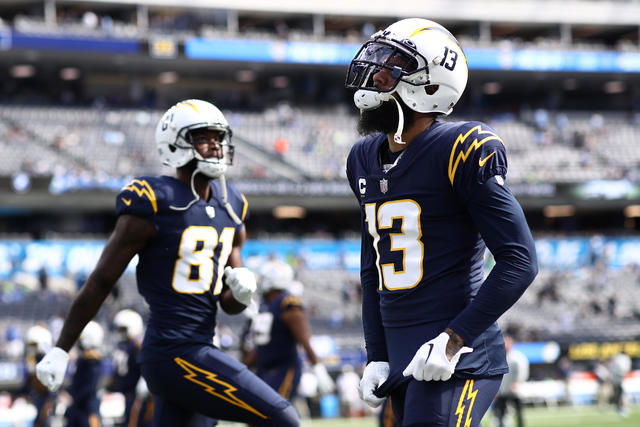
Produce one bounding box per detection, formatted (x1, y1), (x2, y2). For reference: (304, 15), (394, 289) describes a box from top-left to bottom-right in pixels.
(358, 178), (366, 195)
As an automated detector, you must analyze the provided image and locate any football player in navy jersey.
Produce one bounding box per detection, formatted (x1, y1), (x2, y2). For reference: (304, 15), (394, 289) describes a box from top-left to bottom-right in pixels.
(109, 309), (151, 426)
(65, 321), (105, 427)
(344, 18), (538, 426)
(243, 259), (335, 401)
(14, 325), (55, 427)
(35, 99), (300, 427)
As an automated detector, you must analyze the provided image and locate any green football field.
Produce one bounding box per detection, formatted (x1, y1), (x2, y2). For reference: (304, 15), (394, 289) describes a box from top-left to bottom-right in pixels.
(220, 405), (640, 426)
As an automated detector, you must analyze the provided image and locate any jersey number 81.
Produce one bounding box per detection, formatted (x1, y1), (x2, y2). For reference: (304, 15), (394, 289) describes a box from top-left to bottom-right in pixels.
(172, 226), (235, 295)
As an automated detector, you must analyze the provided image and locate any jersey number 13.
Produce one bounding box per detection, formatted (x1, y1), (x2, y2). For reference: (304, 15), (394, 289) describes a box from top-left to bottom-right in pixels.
(365, 200), (424, 291)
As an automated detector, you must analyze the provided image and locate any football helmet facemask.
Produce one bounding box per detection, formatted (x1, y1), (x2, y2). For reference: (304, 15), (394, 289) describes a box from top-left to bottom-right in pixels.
(156, 99), (234, 178)
(345, 18), (468, 116)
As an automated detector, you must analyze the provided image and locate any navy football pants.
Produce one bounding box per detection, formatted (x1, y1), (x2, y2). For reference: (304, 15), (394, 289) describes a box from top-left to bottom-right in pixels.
(380, 320), (504, 426)
(140, 343), (299, 427)
(257, 359), (302, 401)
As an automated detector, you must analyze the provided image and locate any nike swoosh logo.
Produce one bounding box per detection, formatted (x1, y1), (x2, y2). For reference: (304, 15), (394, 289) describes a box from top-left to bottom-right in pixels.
(478, 151), (496, 167)
(425, 343), (434, 361)
(121, 197), (132, 206)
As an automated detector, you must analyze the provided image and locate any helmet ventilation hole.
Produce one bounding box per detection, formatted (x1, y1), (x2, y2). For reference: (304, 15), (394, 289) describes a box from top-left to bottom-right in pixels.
(169, 144), (177, 153)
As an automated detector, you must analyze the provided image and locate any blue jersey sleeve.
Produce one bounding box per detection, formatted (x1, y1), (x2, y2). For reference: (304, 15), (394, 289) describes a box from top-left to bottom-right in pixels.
(347, 138), (389, 362)
(116, 177), (161, 218)
(359, 211), (389, 363)
(447, 123), (538, 344)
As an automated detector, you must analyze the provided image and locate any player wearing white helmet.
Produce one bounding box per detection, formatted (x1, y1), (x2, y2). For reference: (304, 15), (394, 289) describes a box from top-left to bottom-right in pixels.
(345, 18), (468, 144)
(26, 325), (52, 357)
(66, 321), (105, 426)
(110, 309), (149, 426)
(36, 100), (299, 427)
(15, 325), (55, 427)
(345, 18), (537, 426)
(113, 309), (144, 342)
(243, 259), (335, 403)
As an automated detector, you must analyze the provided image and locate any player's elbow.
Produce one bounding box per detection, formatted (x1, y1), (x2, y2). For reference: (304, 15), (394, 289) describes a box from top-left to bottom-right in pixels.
(522, 259), (538, 285)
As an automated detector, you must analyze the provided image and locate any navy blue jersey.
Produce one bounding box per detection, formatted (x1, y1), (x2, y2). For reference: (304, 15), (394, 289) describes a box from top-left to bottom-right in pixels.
(112, 339), (141, 393)
(115, 176), (248, 363)
(253, 292), (303, 370)
(67, 350), (103, 413)
(345, 121), (537, 373)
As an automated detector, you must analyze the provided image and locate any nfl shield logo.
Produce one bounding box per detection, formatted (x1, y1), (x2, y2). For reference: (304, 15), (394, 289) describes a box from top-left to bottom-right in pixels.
(379, 178), (388, 194)
(205, 206), (216, 218)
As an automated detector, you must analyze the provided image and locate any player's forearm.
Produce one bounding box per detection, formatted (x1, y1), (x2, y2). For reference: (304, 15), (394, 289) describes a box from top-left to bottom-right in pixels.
(56, 276), (113, 351)
(361, 279), (388, 362)
(448, 245), (537, 344)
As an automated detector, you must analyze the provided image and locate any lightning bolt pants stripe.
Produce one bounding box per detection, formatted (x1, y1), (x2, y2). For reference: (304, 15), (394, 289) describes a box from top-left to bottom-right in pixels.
(387, 375), (502, 426)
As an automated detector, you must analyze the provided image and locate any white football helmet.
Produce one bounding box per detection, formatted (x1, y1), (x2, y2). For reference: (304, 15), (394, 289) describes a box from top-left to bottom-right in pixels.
(345, 18), (468, 116)
(26, 325), (52, 354)
(78, 321), (104, 350)
(113, 309), (144, 341)
(155, 99), (234, 178)
(258, 259), (294, 294)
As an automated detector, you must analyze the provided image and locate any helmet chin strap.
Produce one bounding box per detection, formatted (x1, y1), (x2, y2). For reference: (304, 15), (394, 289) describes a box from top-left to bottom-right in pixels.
(169, 169), (243, 225)
(169, 169), (200, 211)
(390, 96), (406, 145)
(354, 89), (406, 144)
(219, 174), (242, 225)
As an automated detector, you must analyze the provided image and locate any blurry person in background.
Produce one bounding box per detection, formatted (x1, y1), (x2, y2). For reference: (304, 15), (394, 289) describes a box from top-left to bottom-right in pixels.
(610, 352), (631, 417)
(344, 17), (537, 426)
(593, 357), (611, 407)
(109, 309), (149, 426)
(13, 325), (55, 427)
(243, 258), (335, 405)
(35, 99), (300, 427)
(492, 332), (529, 427)
(555, 356), (573, 405)
(335, 364), (363, 418)
(65, 321), (105, 427)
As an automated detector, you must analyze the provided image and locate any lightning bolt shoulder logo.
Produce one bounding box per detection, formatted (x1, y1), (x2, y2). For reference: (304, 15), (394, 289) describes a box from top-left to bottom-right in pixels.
(174, 357), (268, 419)
(121, 197), (132, 206)
(448, 126), (504, 186)
(122, 179), (158, 215)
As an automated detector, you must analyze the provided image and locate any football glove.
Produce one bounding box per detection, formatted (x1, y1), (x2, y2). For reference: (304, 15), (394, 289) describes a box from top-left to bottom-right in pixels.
(35, 347), (70, 392)
(359, 361), (389, 408)
(402, 332), (473, 381)
(224, 266), (257, 306)
(312, 363), (335, 395)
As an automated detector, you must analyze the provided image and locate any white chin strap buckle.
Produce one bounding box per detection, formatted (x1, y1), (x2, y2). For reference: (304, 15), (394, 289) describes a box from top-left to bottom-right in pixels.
(354, 90), (391, 111)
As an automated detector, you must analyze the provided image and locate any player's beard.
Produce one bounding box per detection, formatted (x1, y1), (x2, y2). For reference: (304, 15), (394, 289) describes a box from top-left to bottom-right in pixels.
(357, 97), (416, 136)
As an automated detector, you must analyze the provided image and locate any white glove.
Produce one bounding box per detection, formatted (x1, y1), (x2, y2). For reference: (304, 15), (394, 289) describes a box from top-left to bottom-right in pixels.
(359, 361), (389, 408)
(313, 363), (335, 395)
(402, 332), (473, 382)
(35, 347), (70, 392)
(224, 266), (257, 306)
